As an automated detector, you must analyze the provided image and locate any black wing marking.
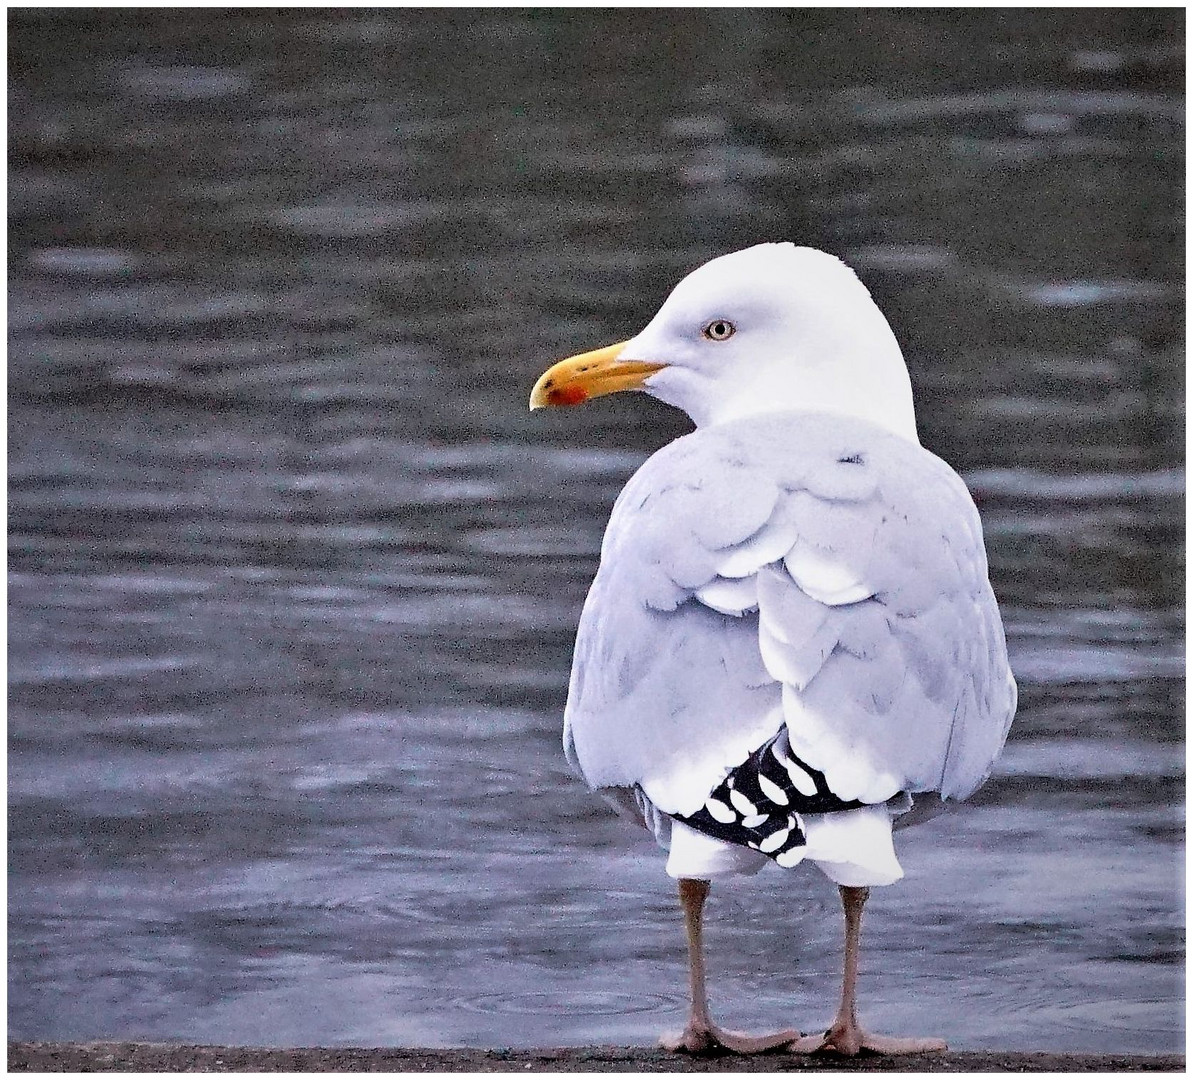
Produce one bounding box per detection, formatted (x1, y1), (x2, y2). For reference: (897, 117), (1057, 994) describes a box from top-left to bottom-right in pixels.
(671, 729), (863, 867)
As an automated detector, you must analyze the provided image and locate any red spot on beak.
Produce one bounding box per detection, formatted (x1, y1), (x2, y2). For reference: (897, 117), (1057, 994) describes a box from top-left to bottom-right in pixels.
(551, 384), (589, 407)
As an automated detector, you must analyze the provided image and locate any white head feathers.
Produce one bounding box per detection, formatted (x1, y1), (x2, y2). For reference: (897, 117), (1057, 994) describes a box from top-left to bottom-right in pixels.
(626, 244), (919, 442)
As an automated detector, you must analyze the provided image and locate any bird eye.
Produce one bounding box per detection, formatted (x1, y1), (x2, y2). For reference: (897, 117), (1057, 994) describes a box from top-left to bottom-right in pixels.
(702, 319), (736, 341)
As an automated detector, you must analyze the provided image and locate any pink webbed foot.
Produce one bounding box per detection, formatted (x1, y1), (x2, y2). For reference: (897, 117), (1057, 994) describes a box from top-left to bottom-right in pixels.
(661, 1022), (802, 1056)
(785, 885), (949, 1057)
(788, 1020), (947, 1057)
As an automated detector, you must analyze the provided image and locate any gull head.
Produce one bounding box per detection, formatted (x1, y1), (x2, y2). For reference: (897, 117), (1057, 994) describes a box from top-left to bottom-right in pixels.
(531, 243), (918, 442)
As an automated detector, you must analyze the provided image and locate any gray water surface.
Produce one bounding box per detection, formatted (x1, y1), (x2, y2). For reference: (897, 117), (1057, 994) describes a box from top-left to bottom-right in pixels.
(8, 9), (1184, 1052)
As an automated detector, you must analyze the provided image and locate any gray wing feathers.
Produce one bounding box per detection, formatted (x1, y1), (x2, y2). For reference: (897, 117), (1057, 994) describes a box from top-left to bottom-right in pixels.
(564, 412), (1016, 814)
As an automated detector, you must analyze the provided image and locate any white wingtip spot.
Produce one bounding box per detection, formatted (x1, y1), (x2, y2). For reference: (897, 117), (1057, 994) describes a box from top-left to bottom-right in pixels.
(780, 756), (819, 797)
(759, 826), (791, 854)
(728, 788), (758, 817)
(775, 847), (807, 868)
(705, 797), (736, 824)
(757, 772), (790, 806)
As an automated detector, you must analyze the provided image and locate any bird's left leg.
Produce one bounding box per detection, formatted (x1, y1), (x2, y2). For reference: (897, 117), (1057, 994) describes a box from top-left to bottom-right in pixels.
(661, 877), (801, 1055)
(789, 885), (947, 1056)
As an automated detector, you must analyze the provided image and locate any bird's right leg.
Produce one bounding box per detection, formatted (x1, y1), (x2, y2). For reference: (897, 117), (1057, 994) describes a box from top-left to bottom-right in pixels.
(787, 885), (947, 1056)
(661, 877), (801, 1055)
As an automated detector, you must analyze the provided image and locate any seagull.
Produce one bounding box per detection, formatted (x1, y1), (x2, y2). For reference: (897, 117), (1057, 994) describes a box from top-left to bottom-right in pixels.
(529, 243), (1016, 1057)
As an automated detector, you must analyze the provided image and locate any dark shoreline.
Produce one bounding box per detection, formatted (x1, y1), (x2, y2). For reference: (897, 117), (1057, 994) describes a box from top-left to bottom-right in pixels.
(7, 1042), (1184, 1073)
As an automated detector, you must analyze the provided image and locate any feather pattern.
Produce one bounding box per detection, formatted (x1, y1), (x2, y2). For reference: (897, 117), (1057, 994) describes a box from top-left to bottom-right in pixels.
(563, 410), (1017, 831)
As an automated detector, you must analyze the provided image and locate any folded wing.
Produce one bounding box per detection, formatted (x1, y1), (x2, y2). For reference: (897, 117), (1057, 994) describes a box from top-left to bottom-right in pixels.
(564, 412), (1016, 819)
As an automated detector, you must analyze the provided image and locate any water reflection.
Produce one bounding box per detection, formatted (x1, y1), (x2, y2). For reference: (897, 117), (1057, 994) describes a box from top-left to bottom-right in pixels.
(8, 8), (1184, 1053)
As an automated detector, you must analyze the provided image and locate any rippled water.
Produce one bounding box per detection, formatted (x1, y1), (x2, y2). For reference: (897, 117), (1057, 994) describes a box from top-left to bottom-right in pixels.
(8, 9), (1184, 1053)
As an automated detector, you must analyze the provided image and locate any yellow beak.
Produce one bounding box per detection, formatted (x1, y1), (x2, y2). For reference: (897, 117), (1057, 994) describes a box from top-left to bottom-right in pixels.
(529, 341), (665, 410)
